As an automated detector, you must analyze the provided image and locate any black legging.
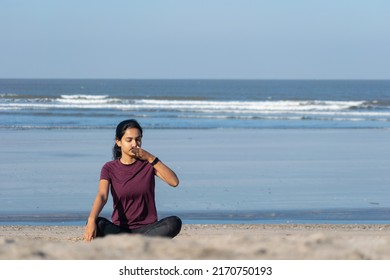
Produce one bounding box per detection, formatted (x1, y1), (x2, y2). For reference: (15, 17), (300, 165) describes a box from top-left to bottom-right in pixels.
(95, 216), (182, 239)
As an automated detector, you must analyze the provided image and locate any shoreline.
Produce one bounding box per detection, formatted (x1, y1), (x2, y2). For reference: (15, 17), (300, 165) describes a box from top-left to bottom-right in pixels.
(1, 224), (390, 260)
(1, 208), (390, 226)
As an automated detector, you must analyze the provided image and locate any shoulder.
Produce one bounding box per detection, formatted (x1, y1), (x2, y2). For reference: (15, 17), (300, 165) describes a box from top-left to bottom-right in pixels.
(132, 160), (155, 175)
(101, 160), (120, 172)
(100, 160), (119, 180)
(136, 159), (154, 170)
(103, 159), (118, 167)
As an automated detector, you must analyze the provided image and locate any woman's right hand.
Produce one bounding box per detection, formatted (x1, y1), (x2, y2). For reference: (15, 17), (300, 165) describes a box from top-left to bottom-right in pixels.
(84, 180), (109, 241)
(84, 221), (97, 241)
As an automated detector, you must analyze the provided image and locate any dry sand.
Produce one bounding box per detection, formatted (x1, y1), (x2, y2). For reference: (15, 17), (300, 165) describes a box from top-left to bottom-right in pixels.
(1, 224), (390, 260)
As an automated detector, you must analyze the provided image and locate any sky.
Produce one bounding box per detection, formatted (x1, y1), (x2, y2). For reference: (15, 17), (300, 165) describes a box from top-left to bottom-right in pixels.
(1, 0), (389, 79)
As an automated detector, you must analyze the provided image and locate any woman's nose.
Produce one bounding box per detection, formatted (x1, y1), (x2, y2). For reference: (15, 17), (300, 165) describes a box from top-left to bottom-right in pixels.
(131, 139), (139, 147)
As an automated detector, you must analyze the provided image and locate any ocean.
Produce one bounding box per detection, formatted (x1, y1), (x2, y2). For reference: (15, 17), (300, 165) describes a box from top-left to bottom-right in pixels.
(1, 79), (390, 130)
(1, 79), (389, 225)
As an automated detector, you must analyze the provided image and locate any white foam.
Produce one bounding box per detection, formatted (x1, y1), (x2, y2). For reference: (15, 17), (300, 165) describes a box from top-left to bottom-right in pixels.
(1, 97), (390, 119)
(60, 95), (109, 100)
(57, 95), (120, 104)
(134, 99), (365, 112)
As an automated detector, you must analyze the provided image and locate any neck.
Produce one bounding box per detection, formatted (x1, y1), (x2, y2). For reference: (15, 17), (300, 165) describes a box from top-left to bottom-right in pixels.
(119, 157), (136, 165)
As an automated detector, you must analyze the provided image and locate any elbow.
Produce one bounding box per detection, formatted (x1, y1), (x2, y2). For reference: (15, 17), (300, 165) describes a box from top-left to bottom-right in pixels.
(99, 193), (109, 204)
(170, 178), (179, 187)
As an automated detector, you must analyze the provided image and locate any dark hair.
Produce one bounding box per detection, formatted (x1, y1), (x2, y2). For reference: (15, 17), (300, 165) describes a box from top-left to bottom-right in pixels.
(112, 119), (143, 160)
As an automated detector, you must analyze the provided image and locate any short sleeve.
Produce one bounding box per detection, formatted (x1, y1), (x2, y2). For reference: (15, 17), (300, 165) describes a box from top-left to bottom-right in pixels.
(100, 162), (111, 181)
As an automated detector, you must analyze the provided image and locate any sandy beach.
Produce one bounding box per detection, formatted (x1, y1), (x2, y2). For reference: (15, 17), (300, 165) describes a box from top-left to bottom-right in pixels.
(1, 224), (390, 260)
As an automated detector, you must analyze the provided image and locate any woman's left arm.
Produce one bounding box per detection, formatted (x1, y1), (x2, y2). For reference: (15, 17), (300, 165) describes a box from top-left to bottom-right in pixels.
(133, 147), (179, 187)
(152, 159), (179, 187)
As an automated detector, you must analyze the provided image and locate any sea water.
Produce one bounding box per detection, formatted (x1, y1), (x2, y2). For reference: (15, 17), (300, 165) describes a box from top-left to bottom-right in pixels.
(0, 79), (389, 225)
(1, 79), (390, 130)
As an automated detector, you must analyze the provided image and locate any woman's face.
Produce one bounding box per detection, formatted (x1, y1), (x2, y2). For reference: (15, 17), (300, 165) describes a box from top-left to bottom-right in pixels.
(116, 128), (142, 157)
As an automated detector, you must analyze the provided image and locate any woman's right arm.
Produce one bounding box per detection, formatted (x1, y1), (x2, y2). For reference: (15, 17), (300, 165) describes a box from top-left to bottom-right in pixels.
(83, 179), (109, 241)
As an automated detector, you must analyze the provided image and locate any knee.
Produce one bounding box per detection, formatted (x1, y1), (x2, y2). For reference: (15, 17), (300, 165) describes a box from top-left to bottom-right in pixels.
(168, 216), (182, 237)
(95, 217), (110, 237)
(96, 217), (108, 227)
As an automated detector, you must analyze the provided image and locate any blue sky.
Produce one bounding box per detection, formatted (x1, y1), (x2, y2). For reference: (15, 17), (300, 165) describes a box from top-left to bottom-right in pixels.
(1, 0), (389, 79)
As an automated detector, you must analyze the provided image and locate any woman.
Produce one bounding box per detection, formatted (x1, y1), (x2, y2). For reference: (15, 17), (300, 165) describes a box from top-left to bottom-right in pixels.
(84, 119), (182, 241)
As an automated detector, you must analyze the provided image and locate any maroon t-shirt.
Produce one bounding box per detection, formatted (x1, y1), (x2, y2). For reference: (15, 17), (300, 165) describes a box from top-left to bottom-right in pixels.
(100, 159), (157, 229)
